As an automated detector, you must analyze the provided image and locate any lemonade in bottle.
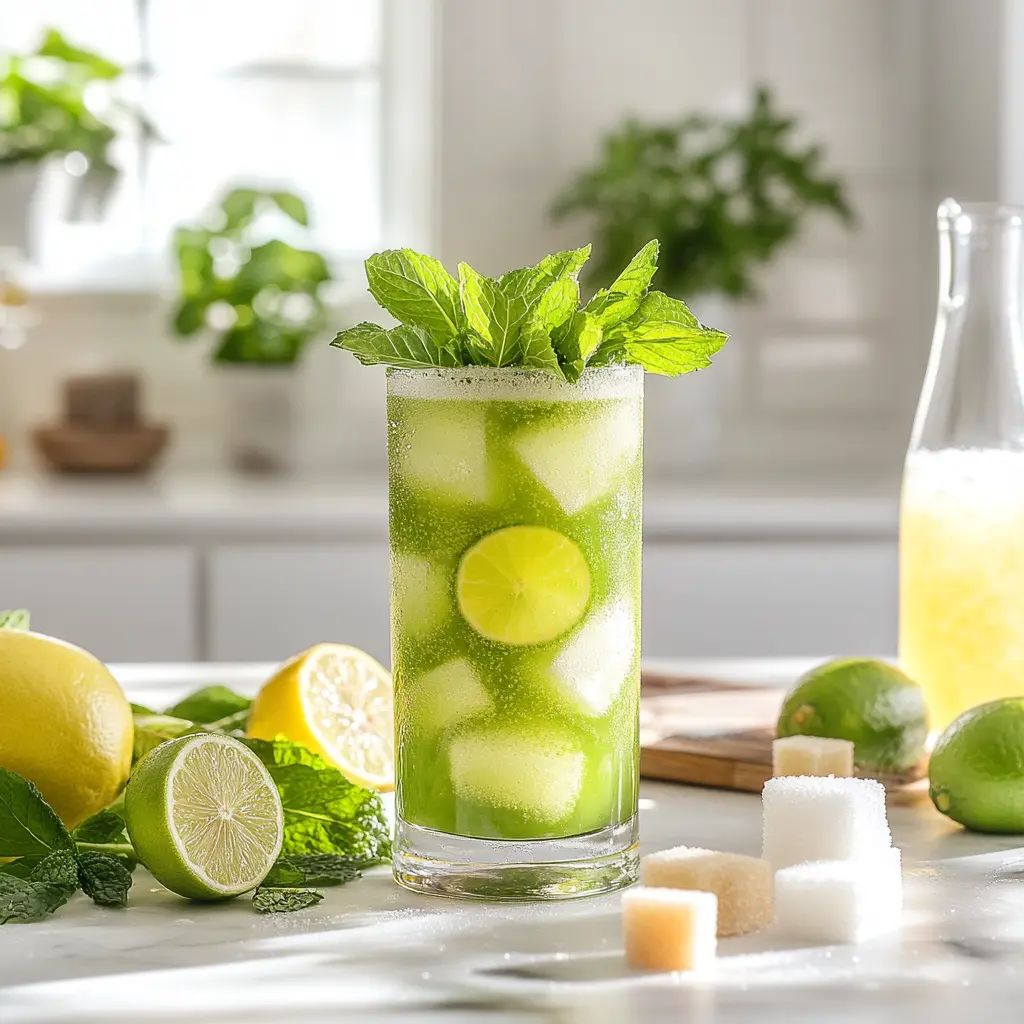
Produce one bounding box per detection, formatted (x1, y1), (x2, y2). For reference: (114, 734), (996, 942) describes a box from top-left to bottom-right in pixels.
(901, 200), (1024, 730)
(332, 241), (726, 899)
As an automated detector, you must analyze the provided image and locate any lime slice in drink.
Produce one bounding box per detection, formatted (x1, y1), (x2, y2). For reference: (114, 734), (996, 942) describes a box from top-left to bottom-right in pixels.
(929, 698), (1024, 833)
(456, 525), (591, 645)
(125, 733), (284, 900)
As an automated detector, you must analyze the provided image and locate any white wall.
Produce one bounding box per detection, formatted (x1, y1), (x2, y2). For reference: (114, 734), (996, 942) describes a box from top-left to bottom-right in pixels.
(0, 0), (955, 479)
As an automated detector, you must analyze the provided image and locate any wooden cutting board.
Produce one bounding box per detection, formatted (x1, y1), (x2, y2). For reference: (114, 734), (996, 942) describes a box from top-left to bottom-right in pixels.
(639, 669), (928, 797)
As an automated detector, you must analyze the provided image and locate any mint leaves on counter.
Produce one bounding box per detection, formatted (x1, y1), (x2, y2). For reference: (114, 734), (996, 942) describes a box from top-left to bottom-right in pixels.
(253, 887), (325, 915)
(0, 768), (133, 922)
(0, 609), (29, 631)
(332, 238), (727, 378)
(241, 737), (391, 865)
(165, 685), (252, 726)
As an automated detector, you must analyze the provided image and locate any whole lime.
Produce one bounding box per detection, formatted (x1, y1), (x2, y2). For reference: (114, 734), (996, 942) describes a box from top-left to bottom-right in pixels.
(928, 698), (1024, 833)
(776, 658), (928, 772)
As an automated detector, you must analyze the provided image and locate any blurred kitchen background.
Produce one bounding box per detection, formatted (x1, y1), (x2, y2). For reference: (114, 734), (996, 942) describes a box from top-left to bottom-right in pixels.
(0, 0), (1010, 664)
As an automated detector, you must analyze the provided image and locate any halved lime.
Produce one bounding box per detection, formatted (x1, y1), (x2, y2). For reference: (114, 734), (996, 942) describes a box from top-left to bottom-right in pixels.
(456, 525), (590, 645)
(125, 733), (284, 900)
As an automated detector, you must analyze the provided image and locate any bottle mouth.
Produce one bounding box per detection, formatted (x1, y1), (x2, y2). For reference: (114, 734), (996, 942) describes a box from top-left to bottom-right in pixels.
(938, 198), (1024, 231)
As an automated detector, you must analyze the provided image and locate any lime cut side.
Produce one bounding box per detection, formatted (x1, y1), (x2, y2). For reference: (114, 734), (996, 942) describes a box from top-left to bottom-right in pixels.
(126, 733), (284, 900)
(456, 526), (591, 645)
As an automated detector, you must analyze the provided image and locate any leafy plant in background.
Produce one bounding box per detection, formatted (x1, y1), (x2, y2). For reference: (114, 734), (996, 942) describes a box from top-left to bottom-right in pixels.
(0, 28), (154, 172)
(553, 87), (854, 301)
(171, 187), (333, 365)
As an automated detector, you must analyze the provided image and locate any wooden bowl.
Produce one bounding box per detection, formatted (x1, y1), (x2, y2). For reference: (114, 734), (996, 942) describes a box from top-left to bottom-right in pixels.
(33, 424), (170, 474)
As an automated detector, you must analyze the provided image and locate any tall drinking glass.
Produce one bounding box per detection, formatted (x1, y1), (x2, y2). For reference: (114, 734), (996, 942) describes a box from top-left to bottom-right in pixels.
(901, 199), (1024, 731)
(388, 365), (642, 900)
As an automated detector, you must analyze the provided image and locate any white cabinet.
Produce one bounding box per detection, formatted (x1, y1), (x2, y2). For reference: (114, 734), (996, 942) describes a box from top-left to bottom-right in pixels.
(642, 542), (898, 658)
(208, 544), (391, 664)
(0, 546), (197, 661)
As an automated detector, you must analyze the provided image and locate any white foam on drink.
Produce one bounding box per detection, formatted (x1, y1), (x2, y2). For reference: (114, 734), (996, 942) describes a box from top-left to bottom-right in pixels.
(386, 364), (643, 402)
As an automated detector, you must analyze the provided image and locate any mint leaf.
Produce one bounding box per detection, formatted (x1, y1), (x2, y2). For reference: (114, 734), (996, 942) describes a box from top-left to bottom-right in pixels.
(519, 318), (562, 374)
(585, 239), (660, 328)
(498, 245), (591, 297)
(132, 715), (201, 764)
(166, 686), (252, 725)
(0, 850), (79, 924)
(264, 853), (362, 888)
(241, 738), (391, 863)
(461, 246), (590, 367)
(77, 852), (132, 908)
(129, 702), (156, 716)
(458, 263), (528, 367)
(553, 311), (604, 382)
(597, 291), (728, 375)
(0, 769), (74, 858)
(364, 249), (462, 341)
(0, 610), (29, 631)
(331, 322), (460, 368)
(73, 807), (127, 845)
(253, 887), (324, 914)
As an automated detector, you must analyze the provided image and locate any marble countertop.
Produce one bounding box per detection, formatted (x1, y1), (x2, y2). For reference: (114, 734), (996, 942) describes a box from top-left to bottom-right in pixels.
(0, 471), (899, 543)
(5, 660), (1022, 1024)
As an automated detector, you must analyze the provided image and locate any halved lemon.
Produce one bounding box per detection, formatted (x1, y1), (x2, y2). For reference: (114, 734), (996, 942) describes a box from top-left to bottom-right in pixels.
(456, 525), (591, 645)
(246, 643), (394, 791)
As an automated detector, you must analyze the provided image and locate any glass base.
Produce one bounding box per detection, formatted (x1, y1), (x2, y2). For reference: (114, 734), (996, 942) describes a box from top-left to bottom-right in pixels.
(393, 815), (639, 902)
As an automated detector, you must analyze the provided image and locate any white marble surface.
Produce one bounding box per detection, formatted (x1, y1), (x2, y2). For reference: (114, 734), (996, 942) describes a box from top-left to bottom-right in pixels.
(4, 660), (1024, 1024)
(0, 471), (898, 543)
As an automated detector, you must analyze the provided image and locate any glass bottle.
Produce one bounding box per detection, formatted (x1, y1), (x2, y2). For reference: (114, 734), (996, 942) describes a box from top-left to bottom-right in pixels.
(901, 199), (1024, 731)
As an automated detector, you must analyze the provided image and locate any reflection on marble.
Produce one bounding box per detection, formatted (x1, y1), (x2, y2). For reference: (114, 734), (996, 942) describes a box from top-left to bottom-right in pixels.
(3, 665), (1024, 1023)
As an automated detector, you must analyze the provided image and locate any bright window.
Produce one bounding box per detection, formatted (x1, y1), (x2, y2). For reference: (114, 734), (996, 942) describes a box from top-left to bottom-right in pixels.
(1, 0), (388, 287)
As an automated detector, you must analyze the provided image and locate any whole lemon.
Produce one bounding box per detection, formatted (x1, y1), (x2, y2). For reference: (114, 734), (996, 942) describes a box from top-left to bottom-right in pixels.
(0, 630), (133, 828)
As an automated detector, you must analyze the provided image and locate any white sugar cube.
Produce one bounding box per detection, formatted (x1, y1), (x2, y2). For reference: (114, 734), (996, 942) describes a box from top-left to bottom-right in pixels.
(641, 846), (772, 937)
(773, 735), (854, 778)
(762, 776), (891, 869)
(774, 848), (903, 943)
(622, 888), (717, 972)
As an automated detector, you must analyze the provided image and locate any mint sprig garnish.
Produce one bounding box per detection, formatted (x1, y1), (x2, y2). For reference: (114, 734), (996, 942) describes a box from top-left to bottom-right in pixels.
(332, 238), (727, 377)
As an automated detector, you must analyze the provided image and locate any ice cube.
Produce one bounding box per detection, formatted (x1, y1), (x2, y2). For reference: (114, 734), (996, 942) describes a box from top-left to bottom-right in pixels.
(448, 725), (584, 822)
(546, 599), (636, 716)
(774, 848), (903, 943)
(396, 403), (489, 504)
(391, 552), (450, 637)
(512, 401), (640, 515)
(772, 735), (854, 778)
(640, 846), (772, 937)
(408, 658), (491, 732)
(622, 888), (718, 972)
(761, 776), (891, 869)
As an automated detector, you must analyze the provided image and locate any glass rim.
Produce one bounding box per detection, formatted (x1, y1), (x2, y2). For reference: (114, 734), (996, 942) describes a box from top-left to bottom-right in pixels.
(386, 363), (643, 401)
(938, 197), (1024, 226)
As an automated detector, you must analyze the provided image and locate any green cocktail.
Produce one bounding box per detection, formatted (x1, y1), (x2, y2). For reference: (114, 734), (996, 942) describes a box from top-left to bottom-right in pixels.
(331, 239), (726, 899)
(389, 367), (642, 873)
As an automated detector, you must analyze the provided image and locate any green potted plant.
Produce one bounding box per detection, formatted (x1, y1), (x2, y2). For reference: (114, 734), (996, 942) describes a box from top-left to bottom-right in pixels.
(0, 28), (151, 255)
(170, 186), (333, 473)
(552, 87), (854, 472)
